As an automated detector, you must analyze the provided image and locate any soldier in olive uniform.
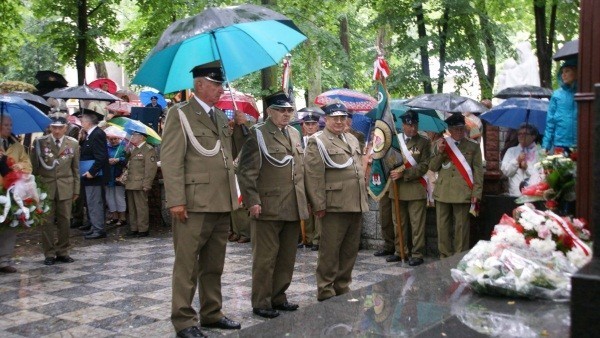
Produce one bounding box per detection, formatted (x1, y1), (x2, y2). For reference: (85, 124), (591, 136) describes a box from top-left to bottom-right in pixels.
(237, 92), (308, 319)
(124, 132), (158, 238)
(304, 102), (369, 301)
(161, 63), (241, 338)
(386, 111), (431, 266)
(297, 107), (322, 251)
(31, 112), (80, 265)
(429, 114), (483, 258)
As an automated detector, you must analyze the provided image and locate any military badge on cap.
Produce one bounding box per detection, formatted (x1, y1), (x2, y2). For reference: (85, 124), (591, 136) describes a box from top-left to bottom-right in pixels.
(322, 102), (348, 116)
(49, 112), (68, 126)
(445, 113), (465, 127)
(265, 91), (293, 108)
(298, 106), (323, 123)
(400, 110), (419, 125)
(190, 61), (225, 83)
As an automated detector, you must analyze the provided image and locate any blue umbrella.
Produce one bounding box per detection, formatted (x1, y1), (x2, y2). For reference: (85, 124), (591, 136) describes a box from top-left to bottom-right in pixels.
(480, 98), (548, 133)
(0, 95), (52, 134)
(139, 91), (167, 108)
(132, 4), (307, 93)
(351, 114), (373, 143)
(389, 99), (447, 133)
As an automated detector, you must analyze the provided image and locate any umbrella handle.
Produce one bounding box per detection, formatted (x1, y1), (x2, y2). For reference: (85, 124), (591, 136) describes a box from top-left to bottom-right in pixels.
(227, 84), (248, 136)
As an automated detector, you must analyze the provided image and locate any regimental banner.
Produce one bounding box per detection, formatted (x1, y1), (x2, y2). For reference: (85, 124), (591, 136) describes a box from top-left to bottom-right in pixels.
(368, 82), (403, 200)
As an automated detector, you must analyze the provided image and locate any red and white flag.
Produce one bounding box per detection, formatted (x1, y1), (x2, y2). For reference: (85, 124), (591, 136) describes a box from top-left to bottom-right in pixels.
(282, 56), (292, 94)
(373, 55), (391, 81)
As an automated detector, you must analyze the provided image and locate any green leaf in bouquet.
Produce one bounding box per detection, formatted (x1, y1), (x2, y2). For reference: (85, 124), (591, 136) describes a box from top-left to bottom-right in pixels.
(515, 195), (544, 204)
(546, 171), (561, 189)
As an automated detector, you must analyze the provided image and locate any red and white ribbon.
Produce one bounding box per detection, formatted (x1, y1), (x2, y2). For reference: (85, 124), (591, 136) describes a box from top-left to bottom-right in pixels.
(373, 56), (391, 81)
(444, 137), (473, 190)
(547, 210), (591, 256)
(282, 57), (291, 93)
(397, 134), (428, 189)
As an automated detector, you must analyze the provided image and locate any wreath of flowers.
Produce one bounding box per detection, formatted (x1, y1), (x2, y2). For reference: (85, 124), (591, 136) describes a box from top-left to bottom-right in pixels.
(0, 158), (50, 230)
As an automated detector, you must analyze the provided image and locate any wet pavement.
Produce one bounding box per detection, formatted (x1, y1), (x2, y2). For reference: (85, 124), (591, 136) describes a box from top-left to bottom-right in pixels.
(0, 230), (420, 337)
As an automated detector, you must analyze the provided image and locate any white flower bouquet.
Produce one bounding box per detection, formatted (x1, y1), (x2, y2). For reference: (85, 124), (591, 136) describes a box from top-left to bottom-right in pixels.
(451, 204), (592, 300)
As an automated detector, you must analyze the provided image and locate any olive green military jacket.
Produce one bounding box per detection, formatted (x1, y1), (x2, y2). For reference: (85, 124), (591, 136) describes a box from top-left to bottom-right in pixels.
(161, 98), (238, 212)
(125, 143), (158, 191)
(31, 135), (80, 201)
(389, 133), (431, 201)
(429, 137), (483, 203)
(237, 118), (308, 221)
(304, 128), (369, 213)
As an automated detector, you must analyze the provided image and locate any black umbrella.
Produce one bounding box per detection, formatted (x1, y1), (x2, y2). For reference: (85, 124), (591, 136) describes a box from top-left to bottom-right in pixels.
(5, 91), (51, 113)
(494, 85), (553, 99)
(35, 70), (68, 86)
(405, 93), (489, 113)
(44, 85), (122, 102)
(553, 40), (578, 61)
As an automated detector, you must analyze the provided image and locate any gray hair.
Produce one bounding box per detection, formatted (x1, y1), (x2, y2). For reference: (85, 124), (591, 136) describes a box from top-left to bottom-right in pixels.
(82, 113), (99, 125)
(518, 123), (539, 138)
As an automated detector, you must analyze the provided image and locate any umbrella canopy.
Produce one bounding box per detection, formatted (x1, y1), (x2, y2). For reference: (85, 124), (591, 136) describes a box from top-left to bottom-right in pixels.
(215, 90), (259, 120)
(553, 40), (578, 61)
(106, 101), (141, 115)
(89, 78), (118, 94)
(390, 99), (447, 133)
(0, 95), (52, 134)
(45, 85), (122, 102)
(5, 91), (50, 113)
(405, 93), (489, 113)
(115, 89), (140, 102)
(140, 91), (167, 108)
(35, 71), (68, 86)
(314, 89), (378, 112)
(104, 125), (127, 139)
(132, 4), (307, 93)
(494, 85), (553, 99)
(480, 98), (549, 133)
(108, 116), (161, 145)
(0, 81), (37, 93)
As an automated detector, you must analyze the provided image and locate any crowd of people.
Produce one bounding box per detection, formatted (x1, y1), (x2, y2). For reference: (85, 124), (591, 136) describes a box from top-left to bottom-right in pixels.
(0, 56), (578, 338)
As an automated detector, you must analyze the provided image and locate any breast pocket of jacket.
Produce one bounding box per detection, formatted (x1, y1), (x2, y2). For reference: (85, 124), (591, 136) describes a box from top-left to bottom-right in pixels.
(184, 173), (210, 207)
(326, 147), (347, 162)
(194, 130), (217, 149)
(325, 182), (344, 208)
(259, 187), (280, 217)
(266, 146), (288, 161)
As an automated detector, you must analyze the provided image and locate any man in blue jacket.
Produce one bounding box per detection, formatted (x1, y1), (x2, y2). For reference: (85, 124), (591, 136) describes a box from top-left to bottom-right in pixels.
(542, 57), (578, 154)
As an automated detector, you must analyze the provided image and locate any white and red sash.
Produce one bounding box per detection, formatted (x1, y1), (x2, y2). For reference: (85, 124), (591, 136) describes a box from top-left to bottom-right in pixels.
(398, 135), (428, 189)
(443, 137), (474, 190)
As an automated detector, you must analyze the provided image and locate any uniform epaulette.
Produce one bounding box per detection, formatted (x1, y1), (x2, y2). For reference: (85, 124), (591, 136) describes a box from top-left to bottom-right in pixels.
(250, 122), (266, 130)
(65, 136), (78, 142)
(313, 130), (323, 137)
(466, 138), (478, 144)
(37, 134), (51, 141)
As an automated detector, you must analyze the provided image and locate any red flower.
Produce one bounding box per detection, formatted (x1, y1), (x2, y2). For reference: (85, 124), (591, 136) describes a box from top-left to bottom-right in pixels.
(558, 234), (574, 250)
(545, 200), (558, 210)
(35, 208), (43, 215)
(24, 198), (34, 205)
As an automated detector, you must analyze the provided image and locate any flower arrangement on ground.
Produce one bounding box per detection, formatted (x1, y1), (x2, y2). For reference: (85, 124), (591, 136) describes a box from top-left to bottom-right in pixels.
(451, 204), (591, 300)
(518, 153), (576, 213)
(0, 168), (49, 229)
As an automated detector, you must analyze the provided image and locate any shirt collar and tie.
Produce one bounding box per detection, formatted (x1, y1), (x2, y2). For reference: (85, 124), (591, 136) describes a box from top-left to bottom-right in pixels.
(1, 138), (8, 151)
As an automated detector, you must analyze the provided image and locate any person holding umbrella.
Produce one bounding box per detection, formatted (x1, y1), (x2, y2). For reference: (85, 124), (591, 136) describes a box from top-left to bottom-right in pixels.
(0, 114), (33, 273)
(161, 62), (241, 337)
(30, 112), (80, 265)
(124, 131), (158, 238)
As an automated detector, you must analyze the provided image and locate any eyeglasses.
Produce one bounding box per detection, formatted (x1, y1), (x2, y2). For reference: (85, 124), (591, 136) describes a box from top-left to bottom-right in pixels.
(328, 116), (347, 122)
(517, 132), (533, 136)
(272, 107), (294, 113)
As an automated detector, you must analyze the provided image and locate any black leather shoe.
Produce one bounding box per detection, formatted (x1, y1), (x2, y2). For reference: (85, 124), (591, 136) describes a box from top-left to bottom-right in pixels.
(201, 316), (241, 330)
(83, 230), (94, 236)
(85, 232), (107, 240)
(176, 326), (206, 338)
(56, 256), (75, 263)
(273, 301), (299, 311)
(311, 245), (319, 252)
(43, 257), (56, 265)
(408, 257), (424, 266)
(70, 220), (83, 229)
(78, 225), (91, 231)
(137, 231), (149, 238)
(253, 308), (280, 318)
(374, 249), (394, 257)
(124, 231), (138, 237)
(386, 255), (401, 262)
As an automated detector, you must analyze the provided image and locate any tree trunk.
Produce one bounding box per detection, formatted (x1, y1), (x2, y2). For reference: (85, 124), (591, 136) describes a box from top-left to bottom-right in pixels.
(261, 0), (278, 119)
(534, 0), (557, 88)
(339, 15), (351, 89)
(76, 0), (88, 85)
(307, 45), (322, 106)
(478, 0), (496, 98)
(436, 6), (450, 93)
(463, 15), (492, 99)
(95, 62), (108, 79)
(414, 3), (433, 94)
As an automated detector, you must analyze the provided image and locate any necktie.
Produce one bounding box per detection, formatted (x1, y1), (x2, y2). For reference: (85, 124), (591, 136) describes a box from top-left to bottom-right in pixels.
(281, 128), (288, 137)
(55, 138), (61, 148)
(2, 139), (7, 150)
(208, 109), (216, 127)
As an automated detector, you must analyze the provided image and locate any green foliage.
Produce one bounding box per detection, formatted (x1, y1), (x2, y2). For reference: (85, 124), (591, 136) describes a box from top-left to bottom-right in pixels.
(0, 1), (25, 69)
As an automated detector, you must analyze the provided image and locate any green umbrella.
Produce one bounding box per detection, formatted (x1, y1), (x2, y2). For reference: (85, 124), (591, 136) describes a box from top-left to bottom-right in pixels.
(390, 99), (447, 133)
(108, 116), (161, 146)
